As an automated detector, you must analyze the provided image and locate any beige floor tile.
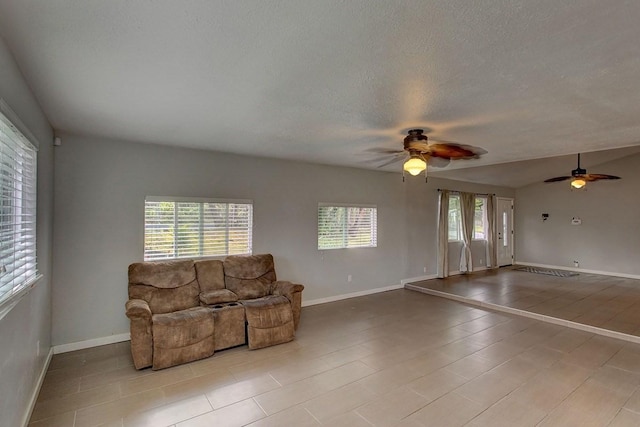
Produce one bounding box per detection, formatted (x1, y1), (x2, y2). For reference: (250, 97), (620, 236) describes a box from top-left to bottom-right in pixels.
(623, 388), (640, 413)
(320, 411), (374, 427)
(455, 365), (528, 406)
(444, 353), (502, 380)
(606, 348), (640, 373)
(303, 382), (377, 422)
(467, 396), (547, 427)
(74, 389), (165, 427)
(356, 363), (422, 394)
(407, 368), (468, 403)
(268, 358), (332, 385)
(405, 391), (486, 427)
(176, 398), (265, 427)
(206, 374), (281, 410)
(356, 386), (429, 427)
(561, 335), (624, 369)
(35, 377), (81, 402)
(588, 365), (640, 396)
(79, 365), (150, 392)
(253, 376), (330, 415)
(472, 341), (526, 364)
(312, 360), (377, 390)
(120, 364), (194, 396)
(31, 383), (121, 422)
(160, 368), (237, 403)
(122, 394), (212, 427)
(538, 379), (629, 427)
(246, 405), (319, 427)
(609, 409), (640, 427)
(28, 410), (75, 427)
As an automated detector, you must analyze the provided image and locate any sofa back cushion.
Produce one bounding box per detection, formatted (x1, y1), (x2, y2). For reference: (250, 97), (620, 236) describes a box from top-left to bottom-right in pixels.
(224, 254), (276, 300)
(194, 259), (225, 291)
(128, 260), (199, 313)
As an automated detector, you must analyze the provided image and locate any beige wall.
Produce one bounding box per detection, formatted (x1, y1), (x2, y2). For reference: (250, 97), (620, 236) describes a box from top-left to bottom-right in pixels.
(0, 37), (54, 427)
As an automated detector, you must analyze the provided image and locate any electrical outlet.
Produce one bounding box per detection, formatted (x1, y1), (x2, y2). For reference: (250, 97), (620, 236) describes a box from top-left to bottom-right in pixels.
(479, 259), (484, 265)
(36, 340), (40, 357)
(574, 260), (579, 268)
(347, 274), (352, 282)
(423, 267), (427, 273)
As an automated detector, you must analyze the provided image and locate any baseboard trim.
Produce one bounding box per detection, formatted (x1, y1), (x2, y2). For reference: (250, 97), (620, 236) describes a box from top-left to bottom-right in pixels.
(53, 332), (131, 354)
(400, 274), (438, 286)
(515, 261), (640, 281)
(22, 347), (53, 427)
(302, 284), (404, 307)
(405, 284), (640, 345)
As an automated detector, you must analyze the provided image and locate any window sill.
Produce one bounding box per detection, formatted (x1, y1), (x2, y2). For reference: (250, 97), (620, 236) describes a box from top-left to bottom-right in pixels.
(0, 274), (44, 321)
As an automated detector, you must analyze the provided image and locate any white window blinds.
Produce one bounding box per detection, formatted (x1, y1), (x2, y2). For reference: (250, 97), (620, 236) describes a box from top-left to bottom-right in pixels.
(318, 204), (377, 250)
(144, 197), (253, 261)
(0, 111), (38, 306)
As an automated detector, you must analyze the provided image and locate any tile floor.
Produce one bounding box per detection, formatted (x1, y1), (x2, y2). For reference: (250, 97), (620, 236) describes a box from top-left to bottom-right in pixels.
(29, 272), (640, 426)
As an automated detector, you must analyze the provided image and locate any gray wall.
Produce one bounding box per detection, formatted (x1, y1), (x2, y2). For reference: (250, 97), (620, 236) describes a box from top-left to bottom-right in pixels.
(515, 153), (640, 276)
(52, 135), (513, 347)
(0, 38), (54, 426)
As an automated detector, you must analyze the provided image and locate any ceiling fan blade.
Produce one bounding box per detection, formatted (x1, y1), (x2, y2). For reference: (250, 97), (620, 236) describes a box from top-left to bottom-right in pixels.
(375, 154), (406, 168)
(582, 173), (621, 182)
(427, 156), (451, 168)
(365, 147), (405, 155)
(427, 143), (485, 159)
(544, 176), (572, 183)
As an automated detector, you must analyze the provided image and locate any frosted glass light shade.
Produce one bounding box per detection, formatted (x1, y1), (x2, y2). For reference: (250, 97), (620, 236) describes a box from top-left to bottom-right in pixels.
(571, 178), (586, 189)
(403, 157), (426, 176)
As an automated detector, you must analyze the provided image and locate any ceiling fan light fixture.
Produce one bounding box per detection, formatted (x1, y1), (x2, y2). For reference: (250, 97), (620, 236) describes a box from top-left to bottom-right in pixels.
(403, 155), (426, 176)
(571, 178), (586, 189)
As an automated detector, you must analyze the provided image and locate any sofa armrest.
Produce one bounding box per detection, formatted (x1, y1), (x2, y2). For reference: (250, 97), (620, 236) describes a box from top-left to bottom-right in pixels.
(125, 299), (152, 320)
(272, 281), (304, 330)
(272, 281), (304, 300)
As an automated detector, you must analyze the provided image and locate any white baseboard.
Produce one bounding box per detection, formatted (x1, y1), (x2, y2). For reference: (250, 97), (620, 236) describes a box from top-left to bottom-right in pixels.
(515, 261), (640, 281)
(302, 284), (404, 307)
(53, 332), (131, 354)
(22, 347), (53, 427)
(400, 274), (438, 286)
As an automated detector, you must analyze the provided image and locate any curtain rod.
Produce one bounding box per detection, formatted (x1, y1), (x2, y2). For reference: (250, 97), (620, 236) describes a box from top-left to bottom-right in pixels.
(437, 188), (495, 196)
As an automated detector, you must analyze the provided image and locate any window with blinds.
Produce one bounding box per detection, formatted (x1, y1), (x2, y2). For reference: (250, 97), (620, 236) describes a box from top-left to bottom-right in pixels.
(318, 204), (377, 250)
(0, 110), (39, 307)
(144, 197), (253, 261)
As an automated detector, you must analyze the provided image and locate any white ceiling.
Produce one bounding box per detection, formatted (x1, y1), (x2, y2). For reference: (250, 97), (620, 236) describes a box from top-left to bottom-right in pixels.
(1, 0), (639, 187)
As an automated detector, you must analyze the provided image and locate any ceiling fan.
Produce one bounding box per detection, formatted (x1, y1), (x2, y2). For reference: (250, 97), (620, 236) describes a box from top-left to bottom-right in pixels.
(544, 153), (621, 189)
(368, 129), (487, 180)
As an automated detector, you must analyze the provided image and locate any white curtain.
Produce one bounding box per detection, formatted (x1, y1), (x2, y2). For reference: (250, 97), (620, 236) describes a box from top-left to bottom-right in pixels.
(436, 190), (450, 278)
(459, 192), (475, 273)
(487, 195), (497, 268)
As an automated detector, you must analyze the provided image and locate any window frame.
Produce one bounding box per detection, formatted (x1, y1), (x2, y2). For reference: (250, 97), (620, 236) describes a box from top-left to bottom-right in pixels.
(317, 203), (378, 250)
(473, 195), (489, 241)
(144, 196), (253, 261)
(448, 194), (462, 242)
(0, 103), (42, 318)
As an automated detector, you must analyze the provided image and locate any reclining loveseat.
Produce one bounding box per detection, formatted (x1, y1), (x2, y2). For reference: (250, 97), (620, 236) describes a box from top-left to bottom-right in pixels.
(125, 254), (304, 370)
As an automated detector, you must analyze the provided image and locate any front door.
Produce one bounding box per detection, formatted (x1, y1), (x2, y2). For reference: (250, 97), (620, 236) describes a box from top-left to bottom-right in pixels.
(496, 197), (514, 266)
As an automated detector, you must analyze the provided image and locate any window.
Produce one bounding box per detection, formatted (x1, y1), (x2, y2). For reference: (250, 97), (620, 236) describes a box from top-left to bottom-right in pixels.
(448, 194), (488, 241)
(448, 195), (462, 241)
(0, 110), (39, 307)
(144, 197), (252, 261)
(473, 196), (488, 240)
(318, 204), (377, 250)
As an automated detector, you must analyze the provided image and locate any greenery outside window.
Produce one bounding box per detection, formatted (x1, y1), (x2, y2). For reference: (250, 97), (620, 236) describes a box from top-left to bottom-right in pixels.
(448, 194), (488, 241)
(144, 197), (252, 261)
(318, 204), (377, 250)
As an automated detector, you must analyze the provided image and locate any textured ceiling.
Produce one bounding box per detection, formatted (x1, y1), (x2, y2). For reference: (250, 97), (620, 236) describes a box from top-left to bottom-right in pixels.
(1, 0), (639, 187)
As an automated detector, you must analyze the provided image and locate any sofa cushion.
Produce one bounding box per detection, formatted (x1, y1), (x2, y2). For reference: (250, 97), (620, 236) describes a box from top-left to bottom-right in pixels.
(242, 295), (293, 328)
(224, 254), (276, 299)
(151, 307), (215, 370)
(129, 260), (196, 289)
(129, 281), (200, 314)
(199, 289), (239, 305)
(195, 259), (225, 291)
